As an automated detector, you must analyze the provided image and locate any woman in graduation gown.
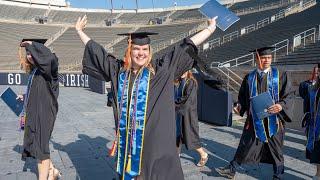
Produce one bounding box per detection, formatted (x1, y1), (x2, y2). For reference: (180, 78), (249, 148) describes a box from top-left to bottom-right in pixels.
(299, 64), (320, 180)
(175, 71), (208, 167)
(75, 15), (217, 180)
(216, 47), (294, 180)
(18, 40), (60, 180)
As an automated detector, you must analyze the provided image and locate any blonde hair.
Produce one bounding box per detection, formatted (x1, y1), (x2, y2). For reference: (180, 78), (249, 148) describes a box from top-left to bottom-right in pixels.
(18, 47), (33, 74)
(123, 42), (155, 74)
(174, 70), (198, 87)
(185, 70), (198, 86)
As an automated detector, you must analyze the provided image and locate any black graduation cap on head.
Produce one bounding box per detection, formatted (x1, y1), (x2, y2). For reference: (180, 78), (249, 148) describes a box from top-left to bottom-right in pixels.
(250, 46), (276, 56)
(20, 38), (47, 46)
(117, 32), (158, 45)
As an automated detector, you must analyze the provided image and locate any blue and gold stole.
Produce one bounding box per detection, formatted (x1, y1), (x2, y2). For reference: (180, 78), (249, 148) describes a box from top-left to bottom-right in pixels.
(248, 67), (280, 142)
(22, 68), (38, 118)
(174, 79), (187, 138)
(116, 67), (151, 180)
(306, 87), (320, 151)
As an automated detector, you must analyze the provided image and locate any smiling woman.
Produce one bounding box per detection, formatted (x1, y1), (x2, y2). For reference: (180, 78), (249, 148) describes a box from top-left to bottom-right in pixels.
(75, 14), (217, 180)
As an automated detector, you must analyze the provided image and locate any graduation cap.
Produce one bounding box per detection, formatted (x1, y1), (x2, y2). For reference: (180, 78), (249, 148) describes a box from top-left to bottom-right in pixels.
(250, 46), (275, 56)
(117, 32), (158, 46)
(20, 38), (47, 46)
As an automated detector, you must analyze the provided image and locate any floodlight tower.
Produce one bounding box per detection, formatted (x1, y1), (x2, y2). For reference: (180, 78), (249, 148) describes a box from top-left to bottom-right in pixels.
(110, 0), (114, 12)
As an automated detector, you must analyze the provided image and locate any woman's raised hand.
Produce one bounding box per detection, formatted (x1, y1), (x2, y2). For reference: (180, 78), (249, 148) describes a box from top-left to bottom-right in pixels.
(76, 15), (87, 32)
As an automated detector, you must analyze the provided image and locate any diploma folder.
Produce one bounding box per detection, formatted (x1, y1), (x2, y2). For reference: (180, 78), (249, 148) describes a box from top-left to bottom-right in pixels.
(0, 87), (23, 116)
(199, 0), (240, 31)
(250, 92), (274, 119)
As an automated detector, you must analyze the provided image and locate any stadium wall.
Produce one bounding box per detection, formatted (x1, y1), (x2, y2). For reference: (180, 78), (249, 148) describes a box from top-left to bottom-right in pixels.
(0, 72), (89, 87)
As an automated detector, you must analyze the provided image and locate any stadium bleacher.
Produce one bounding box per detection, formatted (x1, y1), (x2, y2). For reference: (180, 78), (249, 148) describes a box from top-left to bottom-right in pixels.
(199, 3), (319, 66)
(118, 11), (171, 25)
(0, 4), (47, 22)
(49, 27), (133, 67)
(229, 0), (282, 10)
(202, 7), (287, 49)
(170, 9), (205, 21)
(47, 10), (85, 24)
(275, 40), (320, 65)
(0, 22), (62, 69)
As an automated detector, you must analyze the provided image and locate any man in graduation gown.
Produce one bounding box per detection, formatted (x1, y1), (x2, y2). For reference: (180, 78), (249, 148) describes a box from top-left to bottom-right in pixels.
(216, 47), (294, 180)
(299, 63), (320, 180)
(19, 39), (60, 180)
(75, 15), (218, 180)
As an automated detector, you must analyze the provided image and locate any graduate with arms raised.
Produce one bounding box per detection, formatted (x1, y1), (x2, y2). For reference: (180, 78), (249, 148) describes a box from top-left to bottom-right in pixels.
(75, 15), (218, 180)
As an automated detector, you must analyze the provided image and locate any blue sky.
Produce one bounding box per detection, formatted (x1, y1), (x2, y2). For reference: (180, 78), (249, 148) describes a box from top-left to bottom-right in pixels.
(68, 0), (209, 9)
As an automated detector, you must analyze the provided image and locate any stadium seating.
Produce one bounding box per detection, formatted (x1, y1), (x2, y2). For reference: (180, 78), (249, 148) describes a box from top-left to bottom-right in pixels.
(0, 22), (62, 69)
(0, 4), (47, 22)
(47, 10), (85, 24)
(274, 41), (320, 65)
(170, 9), (205, 21)
(47, 10), (119, 25)
(229, 0), (282, 11)
(199, 3), (319, 66)
(118, 11), (171, 24)
(49, 27), (133, 67)
(202, 7), (286, 48)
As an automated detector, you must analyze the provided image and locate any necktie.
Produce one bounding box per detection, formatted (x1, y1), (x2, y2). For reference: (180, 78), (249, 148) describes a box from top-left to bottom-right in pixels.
(259, 72), (265, 80)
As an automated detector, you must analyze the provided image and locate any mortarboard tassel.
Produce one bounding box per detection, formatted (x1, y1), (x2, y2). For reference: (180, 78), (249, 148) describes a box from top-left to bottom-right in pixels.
(256, 49), (263, 70)
(124, 35), (132, 70)
(126, 155), (132, 173)
(109, 140), (117, 157)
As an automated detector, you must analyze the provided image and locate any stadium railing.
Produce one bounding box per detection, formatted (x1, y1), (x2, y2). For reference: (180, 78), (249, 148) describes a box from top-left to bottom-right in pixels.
(200, 0), (316, 52)
(217, 26), (319, 68)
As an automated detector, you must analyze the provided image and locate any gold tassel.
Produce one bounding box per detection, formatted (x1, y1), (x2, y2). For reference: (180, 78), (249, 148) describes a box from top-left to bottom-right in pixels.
(126, 155), (132, 173)
(108, 140), (117, 157)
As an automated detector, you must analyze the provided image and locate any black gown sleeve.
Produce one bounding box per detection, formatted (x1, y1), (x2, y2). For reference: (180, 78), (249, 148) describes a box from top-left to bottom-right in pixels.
(154, 38), (196, 79)
(25, 42), (58, 81)
(238, 74), (250, 117)
(277, 72), (295, 122)
(299, 80), (311, 114)
(299, 81), (309, 99)
(175, 80), (196, 115)
(82, 40), (122, 82)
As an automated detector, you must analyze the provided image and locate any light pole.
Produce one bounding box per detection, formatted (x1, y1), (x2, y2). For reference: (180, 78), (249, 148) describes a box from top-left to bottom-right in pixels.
(136, 0), (139, 11)
(152, 0), (155, 15)
(110, 0), (114, 12)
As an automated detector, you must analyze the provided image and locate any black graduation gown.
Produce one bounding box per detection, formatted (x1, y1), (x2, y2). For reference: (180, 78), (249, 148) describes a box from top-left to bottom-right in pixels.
(107, 90), (118, 128)
(299, 80), (313, 114)
(22, 42), (59, 160)
(299, 81), (320, 164)
(82, 38), (198, 180)
(175, 79), (201, 150)
(233, 69), (294, 166)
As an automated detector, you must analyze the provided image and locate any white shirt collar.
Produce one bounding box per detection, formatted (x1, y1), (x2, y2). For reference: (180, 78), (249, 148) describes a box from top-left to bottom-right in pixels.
(257, 67), (271, 74)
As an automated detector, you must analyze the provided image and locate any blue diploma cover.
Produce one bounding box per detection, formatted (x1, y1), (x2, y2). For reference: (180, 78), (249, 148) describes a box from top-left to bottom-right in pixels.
(251, 92), (274, 119)
(0, 87), (24, 116)
(199, 0), (240, 31)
